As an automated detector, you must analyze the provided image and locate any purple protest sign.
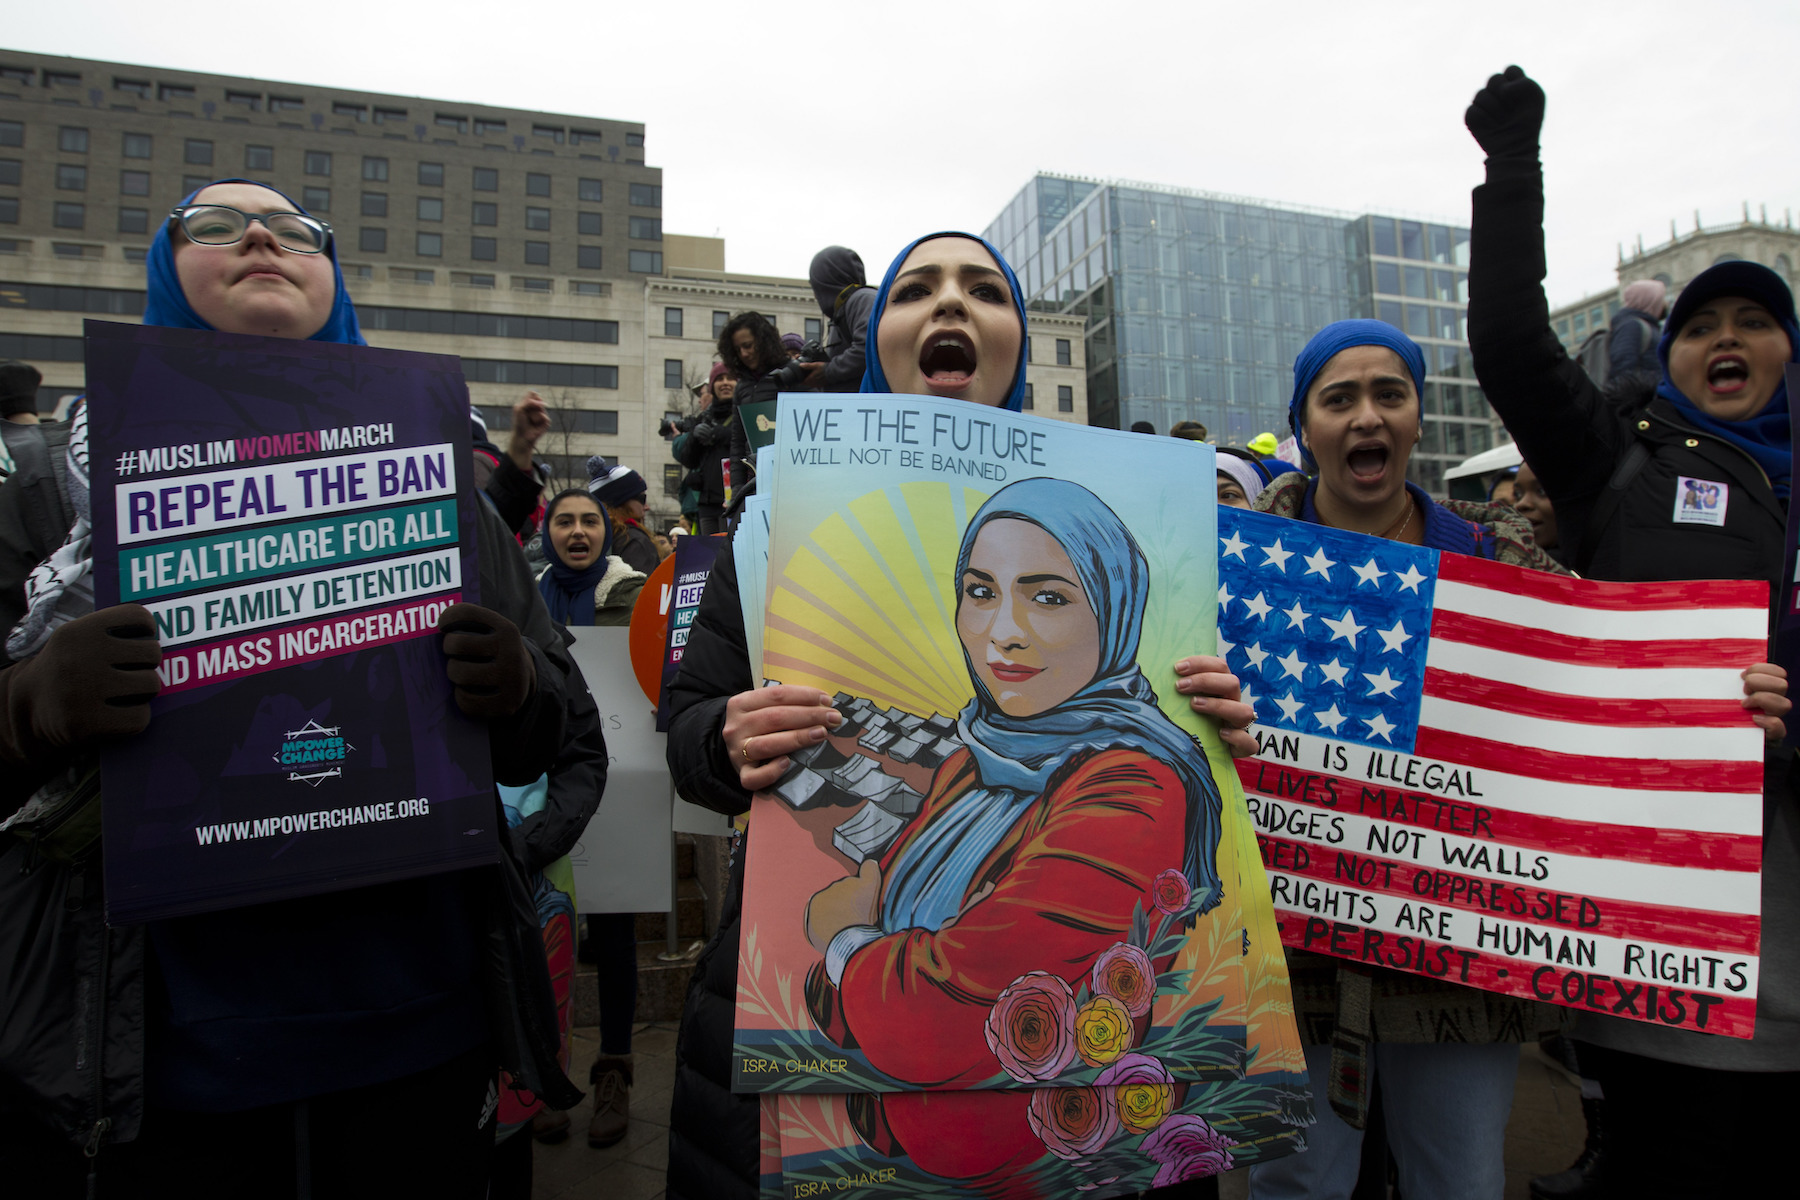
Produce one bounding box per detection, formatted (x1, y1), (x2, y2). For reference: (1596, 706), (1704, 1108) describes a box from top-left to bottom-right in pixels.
(656, 533), (721, 731)
(84, 320), (495, 923)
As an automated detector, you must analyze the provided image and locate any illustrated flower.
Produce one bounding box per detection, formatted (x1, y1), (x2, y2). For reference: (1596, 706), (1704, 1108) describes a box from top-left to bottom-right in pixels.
(1151, 868), (1192, 916)
(1091, 942), (1157, 1018)
(1027, 1086), (1120, 1161)
(1095, 1052), (1175, 1134)
(1141, 1113), (1236, 1187)
(1074, 995), (1135, 1067)
(984, 972), (1078, 1083)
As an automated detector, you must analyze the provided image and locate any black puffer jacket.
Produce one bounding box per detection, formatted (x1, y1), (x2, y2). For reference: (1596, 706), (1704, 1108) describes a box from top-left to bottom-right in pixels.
(662, 541), (758, 1200)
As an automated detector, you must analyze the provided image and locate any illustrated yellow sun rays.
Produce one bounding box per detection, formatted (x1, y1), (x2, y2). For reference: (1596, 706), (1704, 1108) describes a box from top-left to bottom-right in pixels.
(764, 481), (992, 718)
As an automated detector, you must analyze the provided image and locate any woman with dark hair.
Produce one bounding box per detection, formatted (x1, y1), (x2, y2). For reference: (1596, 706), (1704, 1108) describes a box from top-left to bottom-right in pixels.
(719, 312), (792, 510)
(1464, 66), (1798, 1198)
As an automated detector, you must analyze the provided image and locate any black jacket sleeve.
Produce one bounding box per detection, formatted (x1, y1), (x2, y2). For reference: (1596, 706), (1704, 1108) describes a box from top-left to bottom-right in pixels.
(1467, 155), (1629, 561)
(507, 627), (608, 874)
(816, 289), (875, 392)
(484, 454), (544, 537)
(665, 540), (754, 817)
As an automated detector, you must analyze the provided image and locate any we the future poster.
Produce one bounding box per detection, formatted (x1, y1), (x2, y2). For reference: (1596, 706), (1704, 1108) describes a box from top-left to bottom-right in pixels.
(85, 321), (494, 924)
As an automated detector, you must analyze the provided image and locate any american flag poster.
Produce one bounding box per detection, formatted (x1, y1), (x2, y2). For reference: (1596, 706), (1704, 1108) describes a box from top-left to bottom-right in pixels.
(1219, 507), (1767, 1039)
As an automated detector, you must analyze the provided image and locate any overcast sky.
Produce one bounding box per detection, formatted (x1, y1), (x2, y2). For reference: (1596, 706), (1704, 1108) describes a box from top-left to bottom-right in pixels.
(11, 1), (1798, 308)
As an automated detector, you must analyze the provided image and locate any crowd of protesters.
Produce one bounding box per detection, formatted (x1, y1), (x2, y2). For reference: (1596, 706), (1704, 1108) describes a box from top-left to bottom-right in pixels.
(2, 65), (1796, 1200)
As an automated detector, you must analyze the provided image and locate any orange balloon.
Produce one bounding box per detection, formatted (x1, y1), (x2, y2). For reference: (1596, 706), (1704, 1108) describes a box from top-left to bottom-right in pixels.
(629, 551), (680, 709)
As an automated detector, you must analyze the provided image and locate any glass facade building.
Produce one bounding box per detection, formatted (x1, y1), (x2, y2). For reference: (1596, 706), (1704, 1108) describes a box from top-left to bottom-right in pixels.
(983, 175), (1506, 494)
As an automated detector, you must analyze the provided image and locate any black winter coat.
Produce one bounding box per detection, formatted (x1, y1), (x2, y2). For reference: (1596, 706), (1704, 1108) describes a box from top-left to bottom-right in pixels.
(662, 541), (759, 1200)
(0, 419), (75, 657)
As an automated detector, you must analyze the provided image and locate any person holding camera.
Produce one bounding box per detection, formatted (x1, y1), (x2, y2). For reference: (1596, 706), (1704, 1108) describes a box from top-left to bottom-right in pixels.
(672, 364), (738, 535)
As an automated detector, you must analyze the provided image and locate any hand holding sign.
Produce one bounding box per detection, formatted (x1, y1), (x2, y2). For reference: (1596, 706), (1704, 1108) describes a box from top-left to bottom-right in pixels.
(0, 605), (162, 772)
(437, 602), (535, 719)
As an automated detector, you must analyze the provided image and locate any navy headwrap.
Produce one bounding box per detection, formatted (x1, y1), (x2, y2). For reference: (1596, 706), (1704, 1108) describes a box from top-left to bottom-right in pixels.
(146, 178), (365, 346)
(1653, 262), (1798, 503)
(536, 495), (613, 627)
(1289, 320), (1428, 468)
(859, 232), (1030, 412)
(880, 478), (1225, 936)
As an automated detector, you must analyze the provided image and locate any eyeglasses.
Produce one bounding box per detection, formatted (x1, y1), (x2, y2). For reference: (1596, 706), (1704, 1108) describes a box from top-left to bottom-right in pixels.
(168, 204), (333, 254)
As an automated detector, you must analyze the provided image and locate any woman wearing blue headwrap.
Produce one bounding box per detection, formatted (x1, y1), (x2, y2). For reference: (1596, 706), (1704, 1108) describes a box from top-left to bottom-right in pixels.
(1464, 68), (1799, 1200)
(660, 232), (1253, 1200)
(1, 179), (602, 1194)
(535, 487), (647, 626)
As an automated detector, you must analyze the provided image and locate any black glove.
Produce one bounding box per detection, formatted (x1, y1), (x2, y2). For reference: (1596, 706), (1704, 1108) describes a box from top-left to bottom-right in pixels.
(0, 605), (162, 768)
(437, 602), (535, 720)
(1465, 65), (1544, 161)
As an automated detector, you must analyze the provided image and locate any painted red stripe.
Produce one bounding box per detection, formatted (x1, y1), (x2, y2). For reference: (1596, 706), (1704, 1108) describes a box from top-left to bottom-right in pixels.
(1422, 667), (1751, 729)
(1428, 608), (1766, 669)
(1410, 726), (1764, 794)
(1272, 905), (1756, 1039)
(1235, 758), (1762, 871)
(1256, 830), (1761, 954)
(1436, 553), (1770, 612)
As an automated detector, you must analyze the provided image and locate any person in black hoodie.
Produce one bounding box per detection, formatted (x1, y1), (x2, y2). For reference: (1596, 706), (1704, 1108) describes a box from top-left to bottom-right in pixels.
(807, 245), (877, 393)
(673, 364), (737, 534)
(1465, 69), (1799, 1198)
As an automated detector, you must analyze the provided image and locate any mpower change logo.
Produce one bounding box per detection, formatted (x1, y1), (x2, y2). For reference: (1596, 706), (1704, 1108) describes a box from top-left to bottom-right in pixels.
(276, 718), (356, 786)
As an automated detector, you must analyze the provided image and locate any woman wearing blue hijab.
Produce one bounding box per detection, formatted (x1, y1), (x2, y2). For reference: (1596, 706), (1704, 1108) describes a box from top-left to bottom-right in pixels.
(660, 232), (1253, 1200)
(1464, 68), (1799, 1200)
(2, 178), (598, 1196)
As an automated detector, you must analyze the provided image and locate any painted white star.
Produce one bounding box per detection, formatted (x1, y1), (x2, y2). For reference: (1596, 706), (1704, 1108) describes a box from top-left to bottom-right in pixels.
(1221, 530), (1250, 561)
(1274, 692), (1306, 724)
(1241, 591), (1272, 622)
(1282, 599), (1311, 631)
(1240, 685), (1260, 716)
(1377, 619), (1412, 655)
(1313, 703), (1347, 734)
(1363, 667), (1402, 697)
(1351, 558), (1386, 588)
(1217, 636), (1236, 659)
(1261, 539), (1294, 573)
(1243, 642), (1269, 670)
(1322, 608), (1365, 647)
(1276, 648), (1307, 680)
(1364, 712), (1398, 742)
(1303, 546), (1336, 580)
(1318, 658), (1349, 687)
(1394, 563), (1427, 594)
(1218, 582), (1234, 609)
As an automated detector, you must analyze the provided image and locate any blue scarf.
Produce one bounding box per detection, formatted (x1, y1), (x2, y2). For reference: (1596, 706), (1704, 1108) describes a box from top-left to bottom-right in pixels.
(1289, 320), (1428, 469)
(1653, 316), (1798, 503)
(145, 178), (366, 346)
(859, 232), (1030, 412)
(535, 506), (612, 626)
(880, 477), (1224, 934)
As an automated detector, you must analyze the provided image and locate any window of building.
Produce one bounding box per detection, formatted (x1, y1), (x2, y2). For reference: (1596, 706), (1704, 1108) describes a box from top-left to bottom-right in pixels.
(183, 138), (212, 165)
(54, 202), (85, 229)
(302, 186), (330, 213)
(59, 127), (89, 154)
(362, 156), (388, 182)
(358, 306), (619, 342)
(1055, 338), (1072, 366)
(157, 83), (195, 103)
(472, 202), (497, 226)
(267, 94), (303, 111)
(571, 280), (606, 297)
(0, 65), (31, 85)
(1025, 336), (1033, 362)
(359, 227), (386, 253)
(0, 159), (19, 186)
(0, 201), (16, 225)
(122, 132), (151, 159)
(471, 237), (496, 261)
(460, 360), (619, 389)
(578, 178), (602, 203)
(629, 183), (661, 207)
(473, 167), (497, 192)
(56, 164), (86, 191)
(577, 211), (602, 236)
(436, 114), (468, 134)
(804, 317), (823, 343)
(577, 246), (602, 271)
(664, 307), (683, 338)
(361, 192), (387, 217)
(118, 207), (148, 234)
(114, 78), (150, 98)
(712, 311), (730, 338)
(1404, 265), (1429, 299)
(1057, 385), (1074, 413)
(400, 268), (433, 284)
(628, 216), (661, 240)
(1022, 383), (1034, 410)
(664, 359), (683, 389)
(626, 132), (644, 148)
(416, 231), (442, 257)
(417, 196), (443, 222)
(0, 121), (23, 148)
(305, 151), (331, 176)
(516, 277), (552, 293)
(332, 102), (366, 123)
(374, 107), (407, 126)
(524, 241), (550, 265)
(1371, 217), (1397, 258)
(525, 206), (550, 231)
(630, 250), (665, 274)
(571, 129), (603, 147)
(532, 124), (564, 144)
(418, 161), (443, 187)
(525, 172), (551, 197)
(455, 272), (495, 288)
(182, 175), (210, 194)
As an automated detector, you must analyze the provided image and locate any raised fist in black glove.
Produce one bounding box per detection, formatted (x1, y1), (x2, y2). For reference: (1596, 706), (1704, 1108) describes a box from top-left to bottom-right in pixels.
(0, 604), (162, 768)
(1465, 65), (1545, 161)
(437, 602), (536, 720)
